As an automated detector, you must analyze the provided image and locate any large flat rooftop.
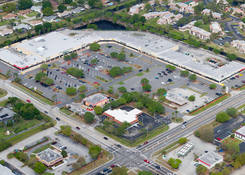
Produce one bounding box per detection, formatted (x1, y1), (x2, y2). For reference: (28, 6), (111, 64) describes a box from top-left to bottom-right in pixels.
(0, 29), (244, 82)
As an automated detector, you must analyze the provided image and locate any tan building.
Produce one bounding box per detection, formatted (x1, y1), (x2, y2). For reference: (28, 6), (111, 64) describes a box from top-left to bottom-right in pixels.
(36, 148), (63, 167)
(82, 93), (109, 108)
(2, 13), (17, 20)
(179, 21), (211, 40)
(128, 4), (145, 15)
(210, 22), (222, 33)
(231, 40), (245, 54)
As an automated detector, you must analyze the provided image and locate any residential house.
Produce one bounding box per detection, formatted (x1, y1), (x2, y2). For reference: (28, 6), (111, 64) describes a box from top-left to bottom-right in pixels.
(57, 11), (72, 18)
(31, 6), (42, 13)
(231, 40), (245, 53)
(129, 3), (145, 15)
(43, 15), (57, 22)
(17, 9), (31, 16)
(27, 20), (43, 27)
(71, 7), (85, 14)
(216, 0), (228, 5)
(179, 21), (211, 40)
(169, 2), (195, 14)
(13, 24), (32, 31)
(0, 28), (13, 37)
(210, 22), (222, 33)
(2, 13), (17, 20)
(143, 11), (170, 20)
(157, 13), (183, 25)
(239, 22), (245, 31)
(212, 12), (222, 19)
(202, 9), (211, 15)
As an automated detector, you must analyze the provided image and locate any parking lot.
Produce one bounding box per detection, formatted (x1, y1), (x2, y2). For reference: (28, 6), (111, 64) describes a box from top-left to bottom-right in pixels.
(164, 135), (217, 175)
(0, 41), (244, 113)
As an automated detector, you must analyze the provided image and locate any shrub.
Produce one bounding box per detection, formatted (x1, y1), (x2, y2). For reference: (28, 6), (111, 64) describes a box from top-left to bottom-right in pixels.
(216, 112), (230, 123)
(66, 67), (84, 78)
(84, 112), (95, 124)
(189, 74), (197, 81)
(209, 84), (217, 89)
(188, 95), (195, 101)
(168, 158), (182, 169)
(178, 137), (187, 145)
(89, 43), (100, 51)
(66, 87), (77, 96)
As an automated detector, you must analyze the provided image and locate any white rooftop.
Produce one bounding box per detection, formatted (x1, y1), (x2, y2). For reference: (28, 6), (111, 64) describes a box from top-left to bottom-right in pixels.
(0, 164), (15, 175)
(104, 108), (142, 124)
(0, 29), (244, 82)
(236, 126), (245, 136)
(197, 151), (223, 169)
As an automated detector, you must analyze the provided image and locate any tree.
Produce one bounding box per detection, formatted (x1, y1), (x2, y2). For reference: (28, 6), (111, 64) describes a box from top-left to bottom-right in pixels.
(178, 137), (187, 145)
(188, 95), (195, 102)
(156, 88), (167, 96)
(166, 64), (176, 71)
(89, 43), (100, 51)
(40, 64), (48, 71)
(0, 139), (11, 152)
(209, 84), (217, 89)
(64, 0), (72, 4)
(117, 52), (126, 61)
(84, 112), (95, 124)
(141, 78), (149, 85)
(196, 124), (214, 143)
(226, 108), (237, 118)
(88, 0), (103, 8)
(61, 150), (68, 158)
(189, 74), (197, 81)
(138, 171), (153, 175)
(90, 58), (98, 65)
(94, 106), (103, 115)
(19, 103), (40, 120)
(78, 85), (87, 93)
(167, 158), (182, 169)
(60, 125), (72, 136)
(42, 7), (54, 16)
(58, 4), (67, 12)
(66, 87), (77, 96)
(42, 0), (52, 9)
(144, 3), (151, 11)
(118, 86), (127, 93)
(111, 166), (128, 175)
(2, 3), (16, 12)
(18, 0), (33, 10)
(196, 165), (207, 175)
(142, 83), (151, 92)
(72, 156), (86, 170)
(110, 52), (118, 58)
(109, 67), (123, 77)
(216, 112), (230, 123)
(67, 67), (84, 78)
(180, 70), (189, 77)
(33, 162), (47, 174)
(89, 145), (101, 159)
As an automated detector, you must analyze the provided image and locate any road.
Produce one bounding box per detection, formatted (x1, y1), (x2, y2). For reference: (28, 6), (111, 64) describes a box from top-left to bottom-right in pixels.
(1, 79), (245, 175)
(87, 91), (245, 175)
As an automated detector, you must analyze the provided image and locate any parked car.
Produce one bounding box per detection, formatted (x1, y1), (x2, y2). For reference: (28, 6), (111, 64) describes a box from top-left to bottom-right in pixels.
(76, 126), (80, 130)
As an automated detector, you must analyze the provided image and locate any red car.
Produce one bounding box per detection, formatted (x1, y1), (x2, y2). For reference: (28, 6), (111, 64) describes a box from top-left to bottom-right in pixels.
(26, 99), (31, 103)
(144, 141), (149, 145)
(144, 159), (150, 163)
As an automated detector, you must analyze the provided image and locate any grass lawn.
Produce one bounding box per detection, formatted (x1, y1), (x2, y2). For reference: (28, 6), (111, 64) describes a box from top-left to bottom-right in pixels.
(32, 143), (51, 153)
(0, 73), (7, 80)
(190, 94), (230, 115)
(136, 72), (144, 76)
(69, 151), (112, 175)
(96, 124), (169, 147)
(7, 120), (53, 145)
(0, 20), (9, 26)
(26, 11), (38, 17)
(0, 119), (42, 140)
(12, 82), (54, 105)
(118, 81), (124, 85)
(60, 107), (73, 115)
(0, 88), (7, 98)
(0, 99), (8, 107)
